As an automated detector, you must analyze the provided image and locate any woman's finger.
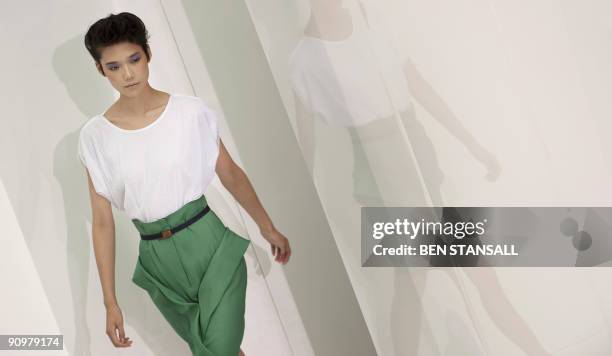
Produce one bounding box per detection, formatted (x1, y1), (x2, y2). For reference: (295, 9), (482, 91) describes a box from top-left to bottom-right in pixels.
(118, 325), (126, 343)
(284, 247), (291, 263)
(107, 327), (120, 346)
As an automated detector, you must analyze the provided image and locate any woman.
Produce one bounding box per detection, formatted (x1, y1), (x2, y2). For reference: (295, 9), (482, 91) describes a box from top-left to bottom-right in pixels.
(78, 12), (291, 356)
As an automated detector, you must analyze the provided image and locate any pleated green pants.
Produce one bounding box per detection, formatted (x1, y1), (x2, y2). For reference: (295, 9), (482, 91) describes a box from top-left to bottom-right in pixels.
(131, 194), (251, 356)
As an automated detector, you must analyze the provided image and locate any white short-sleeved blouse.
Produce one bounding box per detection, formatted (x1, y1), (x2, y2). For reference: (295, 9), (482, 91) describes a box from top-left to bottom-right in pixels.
(77, 93), (221, 223)
(288, 1), (413, 127)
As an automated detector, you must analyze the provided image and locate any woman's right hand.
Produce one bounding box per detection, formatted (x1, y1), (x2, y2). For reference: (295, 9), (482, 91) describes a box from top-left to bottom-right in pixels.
(106, 304), (132, 347)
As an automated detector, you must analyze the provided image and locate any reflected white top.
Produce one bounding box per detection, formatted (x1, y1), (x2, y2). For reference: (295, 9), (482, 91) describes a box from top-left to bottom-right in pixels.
(77, 94), (220, 223)
(289, 4), (413, 127)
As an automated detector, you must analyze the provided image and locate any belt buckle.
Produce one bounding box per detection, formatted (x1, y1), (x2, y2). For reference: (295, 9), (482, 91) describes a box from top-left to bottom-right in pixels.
(160, 228), (173, 239)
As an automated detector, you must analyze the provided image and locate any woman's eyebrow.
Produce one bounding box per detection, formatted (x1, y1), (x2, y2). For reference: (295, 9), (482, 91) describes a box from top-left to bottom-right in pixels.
(103, 52), (140, 65)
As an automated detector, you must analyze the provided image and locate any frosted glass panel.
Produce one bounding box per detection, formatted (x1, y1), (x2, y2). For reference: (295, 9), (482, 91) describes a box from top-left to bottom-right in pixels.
(243, 0), (612, 355)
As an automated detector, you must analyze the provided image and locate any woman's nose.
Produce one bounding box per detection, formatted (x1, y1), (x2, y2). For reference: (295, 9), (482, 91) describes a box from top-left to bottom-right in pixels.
(123, 66), (134, 81)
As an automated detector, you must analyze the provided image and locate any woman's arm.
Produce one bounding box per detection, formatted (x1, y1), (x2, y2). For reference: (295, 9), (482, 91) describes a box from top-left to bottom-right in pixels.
(85, 171), (131, 347)
(403, 57), (482, 151)
(215, 140), (291, 264)
(86, 173), (117, 308)
(402, 57), (501, 180)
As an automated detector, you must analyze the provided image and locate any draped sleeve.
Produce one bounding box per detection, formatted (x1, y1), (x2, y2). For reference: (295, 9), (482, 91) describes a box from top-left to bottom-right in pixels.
(77, 126), (112, 201)
(195, 98), (221, 187)
(289, 48), (313, 112)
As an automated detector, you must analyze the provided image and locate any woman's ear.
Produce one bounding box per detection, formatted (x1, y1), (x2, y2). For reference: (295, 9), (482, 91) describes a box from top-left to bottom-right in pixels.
(146, 45), (152, 63)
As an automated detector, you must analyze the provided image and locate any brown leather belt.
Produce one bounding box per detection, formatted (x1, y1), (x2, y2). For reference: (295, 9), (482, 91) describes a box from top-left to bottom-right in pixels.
(140, 205), (211, 240)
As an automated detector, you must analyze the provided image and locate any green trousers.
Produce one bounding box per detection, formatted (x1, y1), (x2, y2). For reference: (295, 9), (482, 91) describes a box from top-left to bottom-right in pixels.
(131, 194), (251, 356)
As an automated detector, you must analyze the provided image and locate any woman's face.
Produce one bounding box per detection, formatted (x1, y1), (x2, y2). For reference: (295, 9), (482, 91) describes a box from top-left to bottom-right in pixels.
(96, 41), (150, 97)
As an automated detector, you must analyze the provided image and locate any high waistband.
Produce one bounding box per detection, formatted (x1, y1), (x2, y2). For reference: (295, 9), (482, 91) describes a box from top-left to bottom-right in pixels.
(131, 194), (208, 236)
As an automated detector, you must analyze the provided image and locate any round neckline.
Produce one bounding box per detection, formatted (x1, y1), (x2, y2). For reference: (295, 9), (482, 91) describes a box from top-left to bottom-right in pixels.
(99, 93), (174, 133)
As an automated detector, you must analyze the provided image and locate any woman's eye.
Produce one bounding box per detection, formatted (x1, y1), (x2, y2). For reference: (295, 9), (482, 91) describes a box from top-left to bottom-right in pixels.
(109, 66), (119, 71)
(131, 56), (140, 63)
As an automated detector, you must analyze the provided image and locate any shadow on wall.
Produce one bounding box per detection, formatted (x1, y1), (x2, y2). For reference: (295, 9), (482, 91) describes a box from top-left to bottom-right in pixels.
(180, 0), (377, 355)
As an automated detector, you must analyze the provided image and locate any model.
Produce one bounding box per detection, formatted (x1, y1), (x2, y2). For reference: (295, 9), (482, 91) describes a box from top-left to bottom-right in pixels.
(78, 12), (291, 356)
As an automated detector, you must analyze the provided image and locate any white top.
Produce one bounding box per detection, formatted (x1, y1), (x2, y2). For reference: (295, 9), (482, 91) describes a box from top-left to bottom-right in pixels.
(77, 93), (220, 223)
(289, 1), (413, 127)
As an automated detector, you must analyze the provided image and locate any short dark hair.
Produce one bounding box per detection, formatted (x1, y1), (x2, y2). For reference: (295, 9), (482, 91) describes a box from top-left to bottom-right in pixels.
(84, 12), (150, 73)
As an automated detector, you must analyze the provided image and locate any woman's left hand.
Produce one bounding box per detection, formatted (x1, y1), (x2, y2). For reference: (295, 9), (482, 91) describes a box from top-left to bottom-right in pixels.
(471, 145), (502, 182)
(261, 227), (291, 265)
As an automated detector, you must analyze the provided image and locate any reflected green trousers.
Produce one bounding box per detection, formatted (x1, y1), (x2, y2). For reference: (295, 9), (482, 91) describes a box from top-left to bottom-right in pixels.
(131, 194), (250, 356)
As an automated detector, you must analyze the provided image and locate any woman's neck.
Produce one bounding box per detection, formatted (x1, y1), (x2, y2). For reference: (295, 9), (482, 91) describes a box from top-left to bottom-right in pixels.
(304, 6), (353, 40)
(116, 85), (165, 117)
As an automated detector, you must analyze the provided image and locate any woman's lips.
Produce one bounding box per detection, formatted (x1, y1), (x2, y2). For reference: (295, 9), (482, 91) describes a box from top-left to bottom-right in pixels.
(125, 82), (139, 88)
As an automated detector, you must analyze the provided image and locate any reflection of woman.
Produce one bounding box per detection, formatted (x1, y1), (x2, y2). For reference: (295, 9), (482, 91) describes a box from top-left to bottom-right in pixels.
(79, 13), (290, 356)
(288, 1), (550, 356)
(290, 0), (500, 208)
